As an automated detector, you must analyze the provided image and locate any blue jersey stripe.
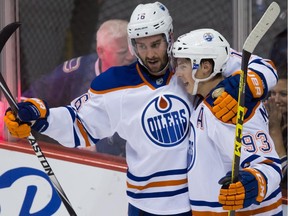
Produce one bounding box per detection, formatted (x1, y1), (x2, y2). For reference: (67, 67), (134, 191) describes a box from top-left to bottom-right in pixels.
(127, 186), (188, 199)
(190, 200), (222, 207)
(127, 168), (187, 182)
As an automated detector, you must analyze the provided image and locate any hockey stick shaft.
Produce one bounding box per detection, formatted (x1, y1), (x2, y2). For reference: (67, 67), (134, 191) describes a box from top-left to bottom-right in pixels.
(229, 2), (280, 216)
(0, 22), (77, 216)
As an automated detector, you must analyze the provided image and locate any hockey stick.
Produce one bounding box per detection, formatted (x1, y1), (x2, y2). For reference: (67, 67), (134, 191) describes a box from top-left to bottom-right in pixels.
(229, 2), (280, 216)
(0, 22), (77, 216)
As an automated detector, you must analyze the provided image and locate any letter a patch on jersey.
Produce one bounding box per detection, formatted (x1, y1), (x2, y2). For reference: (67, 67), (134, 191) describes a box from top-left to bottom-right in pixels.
(197, 106), (204, 129)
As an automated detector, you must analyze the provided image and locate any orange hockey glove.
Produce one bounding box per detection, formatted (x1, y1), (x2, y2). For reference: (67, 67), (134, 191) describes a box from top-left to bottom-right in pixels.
(218, 168), (267, 210)
(212, 70), (265, 123)
(4, 98), (49, 138)
(4, 110), (31, 138)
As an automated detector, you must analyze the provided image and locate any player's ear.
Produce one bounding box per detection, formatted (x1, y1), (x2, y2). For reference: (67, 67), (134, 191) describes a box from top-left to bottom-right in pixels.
(202, 60), (213, 76)
(97, 46), (104, 58)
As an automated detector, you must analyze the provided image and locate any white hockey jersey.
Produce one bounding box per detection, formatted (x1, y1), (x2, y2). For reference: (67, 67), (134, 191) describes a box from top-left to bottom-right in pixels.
(45, 62), (192, 214)
(42, 50), (277, 214)
(187, 97), (283, 215)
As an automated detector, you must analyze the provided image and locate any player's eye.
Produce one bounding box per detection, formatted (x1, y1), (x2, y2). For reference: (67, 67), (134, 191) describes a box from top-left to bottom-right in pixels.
(137, 43), (147, 50)
(280, 91), (287, 97)
(151, 41), (161, 48)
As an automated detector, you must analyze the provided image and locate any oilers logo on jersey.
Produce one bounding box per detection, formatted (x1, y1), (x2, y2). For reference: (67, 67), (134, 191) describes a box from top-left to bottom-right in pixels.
(141, 94), (190, 147)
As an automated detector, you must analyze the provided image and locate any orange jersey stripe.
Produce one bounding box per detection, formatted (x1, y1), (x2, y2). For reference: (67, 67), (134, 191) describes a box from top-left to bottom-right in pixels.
(90, 63), (174, 94)
(127, 178), (187, 190)
(76, 119), (91, 147)
(192, 197), (282, 216)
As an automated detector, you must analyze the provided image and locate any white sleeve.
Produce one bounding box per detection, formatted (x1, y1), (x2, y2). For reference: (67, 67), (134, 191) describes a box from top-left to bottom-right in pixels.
(247, 55), (278, 91)
(224, 48), (278, 91)
(43, 106), (79, 148)
(43, 90), (118, 148)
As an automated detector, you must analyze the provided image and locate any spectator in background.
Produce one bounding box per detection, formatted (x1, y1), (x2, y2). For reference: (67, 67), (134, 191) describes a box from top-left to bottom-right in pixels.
(265, 29), (287, 189)
(22, 19), (136, 157)
(265, 63), (287, 188)
(22, 19), (135, 107)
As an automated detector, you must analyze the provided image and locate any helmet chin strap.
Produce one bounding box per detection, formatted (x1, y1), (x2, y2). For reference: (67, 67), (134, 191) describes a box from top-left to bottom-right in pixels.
(191, 68), (220, 95)
(191, 69), (200, 95)
(192, 80), (199, 95)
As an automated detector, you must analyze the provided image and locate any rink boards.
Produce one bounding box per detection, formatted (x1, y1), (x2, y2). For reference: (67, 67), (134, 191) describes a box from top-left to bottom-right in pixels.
(0, 140), (127, 215)
(0, 140), (286, 215)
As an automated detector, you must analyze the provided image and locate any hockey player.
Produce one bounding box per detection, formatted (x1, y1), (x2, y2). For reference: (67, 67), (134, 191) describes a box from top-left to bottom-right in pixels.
(172, 29), (282, 215)
(5, 3), (193, 215)
(4, 2), (278, 215)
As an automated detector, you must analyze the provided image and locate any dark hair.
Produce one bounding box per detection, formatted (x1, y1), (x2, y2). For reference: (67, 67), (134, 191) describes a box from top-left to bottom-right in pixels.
(276, 62), (287, 79)
(270, 29), (287, 80)
(270, 28), (287, 71)
(200, 59), (215, 70)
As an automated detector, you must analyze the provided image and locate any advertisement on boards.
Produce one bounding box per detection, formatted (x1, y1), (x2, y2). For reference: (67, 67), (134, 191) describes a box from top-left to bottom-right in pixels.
(0, 142), (127, 216)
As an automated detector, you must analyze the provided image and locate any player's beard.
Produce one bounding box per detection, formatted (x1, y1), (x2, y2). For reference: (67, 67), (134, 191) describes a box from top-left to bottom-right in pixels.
(143, 54), (169, 76)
